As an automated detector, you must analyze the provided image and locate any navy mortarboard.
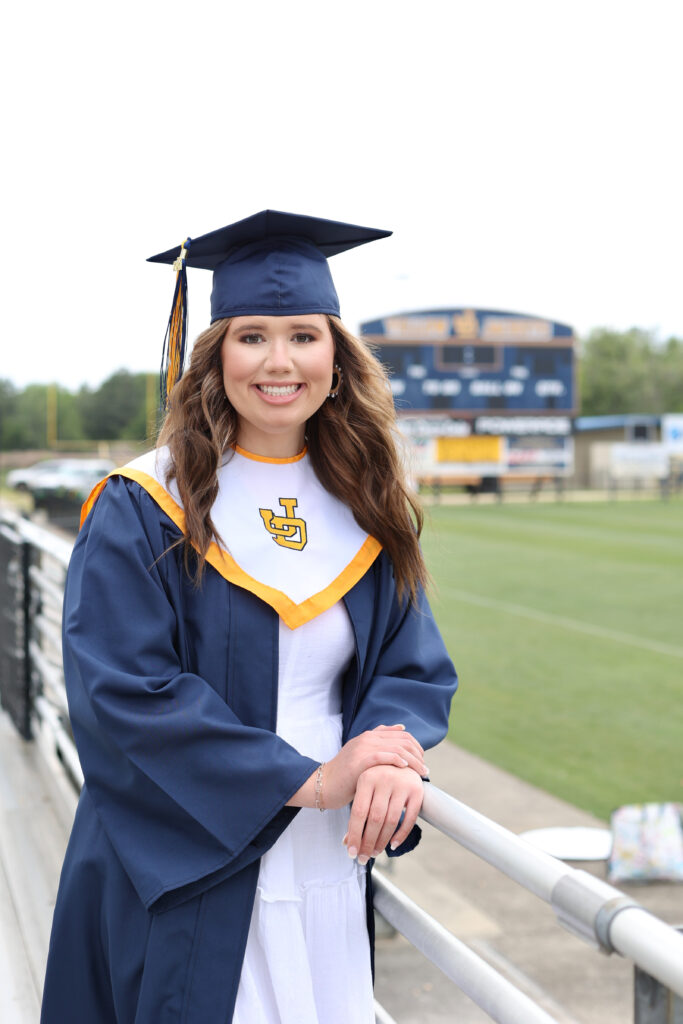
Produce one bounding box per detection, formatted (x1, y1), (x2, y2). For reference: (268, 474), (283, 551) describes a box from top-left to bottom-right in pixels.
(148, 210), (392, 405)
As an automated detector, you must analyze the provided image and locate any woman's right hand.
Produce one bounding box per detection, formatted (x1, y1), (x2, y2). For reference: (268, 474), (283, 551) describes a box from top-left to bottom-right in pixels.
(321, 725), (427, 810)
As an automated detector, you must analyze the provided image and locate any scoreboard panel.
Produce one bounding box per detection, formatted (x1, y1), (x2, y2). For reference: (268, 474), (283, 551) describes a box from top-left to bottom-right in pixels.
(361, 309), (576, 415)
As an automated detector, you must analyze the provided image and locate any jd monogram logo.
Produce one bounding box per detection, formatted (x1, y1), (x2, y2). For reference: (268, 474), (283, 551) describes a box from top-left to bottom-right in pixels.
(259, 498), (308, 551)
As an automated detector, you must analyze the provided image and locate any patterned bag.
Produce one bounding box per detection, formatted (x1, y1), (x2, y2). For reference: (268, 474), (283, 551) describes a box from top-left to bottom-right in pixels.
(607, 802), (683, 883)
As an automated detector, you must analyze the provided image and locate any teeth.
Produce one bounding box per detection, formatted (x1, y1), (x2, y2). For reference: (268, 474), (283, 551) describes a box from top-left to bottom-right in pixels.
(258, 384), (300, 396)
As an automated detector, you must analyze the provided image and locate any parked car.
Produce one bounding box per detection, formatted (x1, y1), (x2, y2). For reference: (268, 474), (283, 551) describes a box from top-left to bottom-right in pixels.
(7, 458), (115, 500)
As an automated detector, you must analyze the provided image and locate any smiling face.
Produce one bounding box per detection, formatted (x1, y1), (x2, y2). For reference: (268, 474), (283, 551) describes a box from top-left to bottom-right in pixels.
(220, 314), (336, 457)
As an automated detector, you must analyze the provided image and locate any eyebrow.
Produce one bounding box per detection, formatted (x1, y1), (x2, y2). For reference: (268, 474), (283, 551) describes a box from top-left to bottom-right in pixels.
(232, 322), (322, 333)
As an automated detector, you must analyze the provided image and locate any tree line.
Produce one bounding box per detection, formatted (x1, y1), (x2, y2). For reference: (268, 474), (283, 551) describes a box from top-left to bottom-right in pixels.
(578, 328), (683, 417)
(1, 329), (682, 450)
(0, 371), (158, 450)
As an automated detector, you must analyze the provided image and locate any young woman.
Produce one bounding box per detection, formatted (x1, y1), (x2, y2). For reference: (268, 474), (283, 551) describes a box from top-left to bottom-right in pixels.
(41, 211), (457, 1024)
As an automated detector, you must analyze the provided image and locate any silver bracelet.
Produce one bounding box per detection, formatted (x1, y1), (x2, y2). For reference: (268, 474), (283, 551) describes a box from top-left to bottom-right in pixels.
(314, 762), (326, 812)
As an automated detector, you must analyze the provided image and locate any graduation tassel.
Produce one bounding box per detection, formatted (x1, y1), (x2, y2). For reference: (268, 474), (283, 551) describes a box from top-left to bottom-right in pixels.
(159, 237), (191, 409)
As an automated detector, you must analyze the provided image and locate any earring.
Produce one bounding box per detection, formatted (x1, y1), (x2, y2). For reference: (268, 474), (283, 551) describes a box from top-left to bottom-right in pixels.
(328, 363), (343, 399)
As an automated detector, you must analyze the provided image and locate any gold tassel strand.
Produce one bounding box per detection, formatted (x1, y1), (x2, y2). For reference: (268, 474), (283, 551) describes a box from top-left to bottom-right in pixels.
(159, 237), (191, 409)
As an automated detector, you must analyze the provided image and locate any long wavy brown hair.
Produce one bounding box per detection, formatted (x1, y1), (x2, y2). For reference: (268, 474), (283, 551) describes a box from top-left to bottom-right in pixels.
(157, 316), (427, 604)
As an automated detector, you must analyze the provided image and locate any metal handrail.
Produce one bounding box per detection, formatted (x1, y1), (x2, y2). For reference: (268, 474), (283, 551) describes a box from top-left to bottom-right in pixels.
(28, 564), (65, 609)
(10, 514), (72, 568)
(419, 785), (683, 999)
(373, 871), (560, 1024)
(33, 695), (84, 789)
(32, 613), (63, 649)
(373, 999), (398, 1024)
(0, 521), (23, 545)
(27, 640), (69, 716)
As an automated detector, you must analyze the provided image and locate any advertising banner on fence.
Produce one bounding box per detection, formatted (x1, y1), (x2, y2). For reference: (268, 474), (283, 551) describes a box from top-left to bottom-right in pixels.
(662, 415), (683, 454)
(609, 443), (669, 480)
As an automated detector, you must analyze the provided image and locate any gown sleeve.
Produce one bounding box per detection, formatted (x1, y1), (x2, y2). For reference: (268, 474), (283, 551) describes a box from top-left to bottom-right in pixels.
(347, 555), (458, 750)
(63, 476), (319, 914)
(345, 553), (458, 857)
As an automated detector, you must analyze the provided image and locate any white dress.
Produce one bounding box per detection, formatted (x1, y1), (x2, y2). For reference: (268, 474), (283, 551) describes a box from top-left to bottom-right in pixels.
(233, 602), (376, 1024)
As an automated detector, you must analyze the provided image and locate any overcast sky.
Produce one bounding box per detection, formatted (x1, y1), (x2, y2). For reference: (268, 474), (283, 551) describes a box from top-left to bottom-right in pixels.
(3, 0), (681, 388)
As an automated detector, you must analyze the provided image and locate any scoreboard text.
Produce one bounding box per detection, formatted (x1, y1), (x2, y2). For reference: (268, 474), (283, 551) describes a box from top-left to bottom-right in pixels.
(361, 309), (576, 415)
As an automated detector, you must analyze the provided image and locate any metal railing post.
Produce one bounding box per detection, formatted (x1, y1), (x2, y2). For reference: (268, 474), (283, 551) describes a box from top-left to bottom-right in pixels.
(0, 520), (33, 738)
(20, 535), (33, 738)
(633, 927), (683, 1023)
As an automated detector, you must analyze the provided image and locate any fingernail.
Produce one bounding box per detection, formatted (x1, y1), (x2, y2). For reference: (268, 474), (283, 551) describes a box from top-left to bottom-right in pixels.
(342, 832), (348, 844)
(348, 846), (358, 859)
(358, 854), (369, 866)
(372, 849), (382, 858)
(422, 765), (429, 775)
(401, 759), (409, 766)
(390, 840), (399, 850)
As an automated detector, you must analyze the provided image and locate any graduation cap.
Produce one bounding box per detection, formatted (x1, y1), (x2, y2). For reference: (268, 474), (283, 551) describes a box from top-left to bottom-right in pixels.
(148, 210), (392, 406)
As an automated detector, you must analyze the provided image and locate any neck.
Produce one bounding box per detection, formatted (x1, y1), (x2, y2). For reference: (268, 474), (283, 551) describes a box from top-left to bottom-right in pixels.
(235, 427), (306, 460)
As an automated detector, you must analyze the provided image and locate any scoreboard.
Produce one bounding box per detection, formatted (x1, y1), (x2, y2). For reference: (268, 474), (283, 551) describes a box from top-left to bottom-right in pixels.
(361, 308), (576, 480)
(361, 308), (576, 415)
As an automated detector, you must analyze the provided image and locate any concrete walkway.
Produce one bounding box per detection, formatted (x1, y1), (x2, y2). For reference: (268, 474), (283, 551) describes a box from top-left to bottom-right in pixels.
(2, 707), (681, 1024)
(374, 740), (683, 1023)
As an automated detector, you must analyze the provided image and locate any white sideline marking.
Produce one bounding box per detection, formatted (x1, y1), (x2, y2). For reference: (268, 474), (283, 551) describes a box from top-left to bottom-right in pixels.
(443, 587), (683, 659)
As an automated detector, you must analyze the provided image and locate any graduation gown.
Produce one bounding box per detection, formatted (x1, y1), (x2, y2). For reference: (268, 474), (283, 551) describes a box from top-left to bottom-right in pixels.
(41, 468), (457, 1024)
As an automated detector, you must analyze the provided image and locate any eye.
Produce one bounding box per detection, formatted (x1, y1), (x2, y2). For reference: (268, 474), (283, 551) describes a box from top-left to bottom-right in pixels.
(239, 333), (264, 345)
(293, 333), (315, 344)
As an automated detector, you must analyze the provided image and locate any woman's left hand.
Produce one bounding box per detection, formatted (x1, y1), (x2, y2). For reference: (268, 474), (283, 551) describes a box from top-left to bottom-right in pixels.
(344, 765), (424, 864)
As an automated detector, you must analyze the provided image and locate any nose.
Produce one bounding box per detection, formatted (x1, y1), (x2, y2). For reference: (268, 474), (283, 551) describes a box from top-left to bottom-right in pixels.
(264, 337), (294, 374)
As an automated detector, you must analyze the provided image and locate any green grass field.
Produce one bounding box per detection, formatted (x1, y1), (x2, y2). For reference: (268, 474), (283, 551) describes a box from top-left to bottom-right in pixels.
(421, 496), (683, 821)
